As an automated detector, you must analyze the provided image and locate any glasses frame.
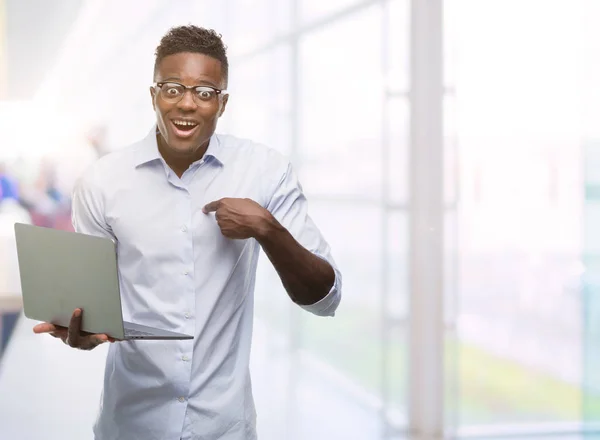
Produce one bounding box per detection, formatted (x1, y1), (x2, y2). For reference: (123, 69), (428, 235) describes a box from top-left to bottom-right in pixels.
(153, 81), (228, 105)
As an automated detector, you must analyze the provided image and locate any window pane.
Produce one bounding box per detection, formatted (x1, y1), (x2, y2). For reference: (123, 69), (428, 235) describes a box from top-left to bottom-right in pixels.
(299, 0), (366, 25)
(582, 0), (600, 141)
(386, 98), (409, 205)
(224, 46), (292, 155)
(224, 0), (291, 55)
(582, 0), (600, 416)
(446, 0), (586, 430)
(385, 0), (410, 94)
(298, 5), (383, 198)
(383, 211), (409, 429)
(444, 96), (458, 206)
(298, 201), (409, 433)
(582, 200), (600, 424)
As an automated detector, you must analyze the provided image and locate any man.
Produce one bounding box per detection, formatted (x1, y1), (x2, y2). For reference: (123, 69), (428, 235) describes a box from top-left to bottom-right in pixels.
(33, 25), (341, 440)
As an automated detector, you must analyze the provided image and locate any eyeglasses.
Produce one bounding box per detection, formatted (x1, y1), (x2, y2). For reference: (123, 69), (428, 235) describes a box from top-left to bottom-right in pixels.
(153, 82), (227, 106)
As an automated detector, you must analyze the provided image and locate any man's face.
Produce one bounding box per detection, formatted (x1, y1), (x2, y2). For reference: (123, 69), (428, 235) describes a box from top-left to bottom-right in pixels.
(151, 52), (228, 157)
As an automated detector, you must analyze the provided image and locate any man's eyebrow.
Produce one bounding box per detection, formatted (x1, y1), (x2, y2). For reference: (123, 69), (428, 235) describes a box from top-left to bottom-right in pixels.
(157, 77), (220, 88)
(194, 79), (220, 87)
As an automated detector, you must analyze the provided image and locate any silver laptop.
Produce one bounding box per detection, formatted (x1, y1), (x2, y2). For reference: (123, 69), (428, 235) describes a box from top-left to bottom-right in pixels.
(13, 223), (193, 340)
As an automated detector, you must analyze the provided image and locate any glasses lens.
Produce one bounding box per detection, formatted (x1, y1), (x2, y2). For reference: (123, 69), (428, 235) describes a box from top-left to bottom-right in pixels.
(159, 83), (185, 102)
(193, 86), (218, 103)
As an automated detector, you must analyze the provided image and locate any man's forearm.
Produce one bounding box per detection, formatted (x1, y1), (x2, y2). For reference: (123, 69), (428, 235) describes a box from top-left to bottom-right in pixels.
(255, 216), (335, 306)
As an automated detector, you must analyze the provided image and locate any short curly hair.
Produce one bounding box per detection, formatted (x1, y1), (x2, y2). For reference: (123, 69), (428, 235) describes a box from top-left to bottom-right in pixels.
(154, 25), (228, 86)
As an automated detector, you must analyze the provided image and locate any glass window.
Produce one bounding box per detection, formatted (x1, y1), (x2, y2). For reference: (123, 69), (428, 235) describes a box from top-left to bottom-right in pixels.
(386, 98), (409, 205)
(446, 0), (587, 430)
(298, 5), (383, 199)
(582, 0), (600, 425)
(298, 201), (408, 422)
(223, 0), (291, 56)
(385, 0), (410, 94)
(299, 0), (366, 25)
(383, 210), (409, 425)
(444, 96), (458, 207)
(223, 46), (292, 155)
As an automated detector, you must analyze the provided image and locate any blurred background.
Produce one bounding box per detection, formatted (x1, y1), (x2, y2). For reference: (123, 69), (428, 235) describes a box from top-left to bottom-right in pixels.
(0, 0), (599, 439)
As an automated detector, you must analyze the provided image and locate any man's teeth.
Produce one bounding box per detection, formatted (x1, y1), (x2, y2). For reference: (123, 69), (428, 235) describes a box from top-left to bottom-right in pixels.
(173, 120), (198, 127)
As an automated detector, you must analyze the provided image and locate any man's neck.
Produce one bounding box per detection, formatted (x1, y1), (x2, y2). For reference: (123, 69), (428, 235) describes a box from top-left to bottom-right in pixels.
(156, 134), (208, 178)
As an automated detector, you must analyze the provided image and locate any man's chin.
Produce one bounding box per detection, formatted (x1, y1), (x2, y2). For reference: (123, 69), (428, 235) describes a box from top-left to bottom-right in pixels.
(158, 129), (209, 158)
(163, 137), (203, 157)
(168, 144), (197, 156)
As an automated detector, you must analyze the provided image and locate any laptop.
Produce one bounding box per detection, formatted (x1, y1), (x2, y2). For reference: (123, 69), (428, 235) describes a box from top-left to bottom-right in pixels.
(13, 223), (193, 340)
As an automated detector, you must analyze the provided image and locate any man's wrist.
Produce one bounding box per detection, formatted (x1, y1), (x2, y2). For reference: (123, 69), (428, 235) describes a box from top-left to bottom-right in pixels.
(253, 210), (284, 242)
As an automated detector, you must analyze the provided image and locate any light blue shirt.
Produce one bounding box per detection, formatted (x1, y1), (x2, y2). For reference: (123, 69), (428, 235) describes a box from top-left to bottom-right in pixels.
(71, 127), (342, 440)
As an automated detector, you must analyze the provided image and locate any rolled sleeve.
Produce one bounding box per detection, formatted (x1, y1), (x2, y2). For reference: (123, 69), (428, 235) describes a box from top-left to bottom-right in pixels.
(298, 253), (342, 316)
(266, 161), (342, 317)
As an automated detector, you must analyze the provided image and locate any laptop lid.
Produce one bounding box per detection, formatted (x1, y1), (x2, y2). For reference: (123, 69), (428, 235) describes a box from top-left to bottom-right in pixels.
(14, 223), (126, 340)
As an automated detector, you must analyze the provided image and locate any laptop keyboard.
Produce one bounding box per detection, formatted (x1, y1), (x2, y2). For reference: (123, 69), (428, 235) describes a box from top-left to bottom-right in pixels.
(125, 328), (156, 337)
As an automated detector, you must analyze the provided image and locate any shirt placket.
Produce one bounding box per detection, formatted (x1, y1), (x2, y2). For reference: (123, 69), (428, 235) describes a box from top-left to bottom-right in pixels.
(167, 170), (196, 411)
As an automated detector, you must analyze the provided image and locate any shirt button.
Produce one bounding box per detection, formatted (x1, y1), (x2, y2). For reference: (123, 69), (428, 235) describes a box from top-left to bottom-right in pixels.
(185, 312), (191, 319)
(183, 271), (189, 276)
(182, 355), (190, 362)
(178, 396), (186, 402)
(181, 225), (188, 232)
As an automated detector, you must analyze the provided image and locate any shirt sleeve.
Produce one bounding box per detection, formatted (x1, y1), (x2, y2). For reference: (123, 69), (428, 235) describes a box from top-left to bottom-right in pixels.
(265, 161), (342, 317)
(71, 174), (115, 240)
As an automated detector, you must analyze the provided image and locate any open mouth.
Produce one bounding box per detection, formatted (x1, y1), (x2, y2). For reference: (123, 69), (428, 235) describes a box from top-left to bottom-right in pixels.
(171, 119), (200, 138)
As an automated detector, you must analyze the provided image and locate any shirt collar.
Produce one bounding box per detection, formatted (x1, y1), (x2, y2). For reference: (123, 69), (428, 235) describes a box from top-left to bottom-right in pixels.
(134, 125), (226, 168)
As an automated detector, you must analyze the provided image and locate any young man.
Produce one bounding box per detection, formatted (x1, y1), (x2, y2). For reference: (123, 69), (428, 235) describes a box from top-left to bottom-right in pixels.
(33, 26), (341, 440)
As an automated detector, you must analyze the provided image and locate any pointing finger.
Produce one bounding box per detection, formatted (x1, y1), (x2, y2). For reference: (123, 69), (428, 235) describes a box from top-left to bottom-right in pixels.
(203, 199), (221, 214)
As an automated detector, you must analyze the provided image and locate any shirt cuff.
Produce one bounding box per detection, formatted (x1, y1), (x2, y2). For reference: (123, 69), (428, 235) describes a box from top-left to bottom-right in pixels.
(299, 254), (342, 317)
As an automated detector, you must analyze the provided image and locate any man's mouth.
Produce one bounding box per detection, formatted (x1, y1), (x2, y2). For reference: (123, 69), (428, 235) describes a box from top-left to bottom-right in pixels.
(171, 119), (200, 139)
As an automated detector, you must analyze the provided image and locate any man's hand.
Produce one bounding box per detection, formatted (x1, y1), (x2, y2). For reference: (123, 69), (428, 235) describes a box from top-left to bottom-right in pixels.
(33, 308), (116, 350)
(202, 198), (275, 239)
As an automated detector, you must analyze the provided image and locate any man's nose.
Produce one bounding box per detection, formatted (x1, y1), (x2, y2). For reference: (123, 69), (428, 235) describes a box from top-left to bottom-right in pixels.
(177, 90), (197, 110)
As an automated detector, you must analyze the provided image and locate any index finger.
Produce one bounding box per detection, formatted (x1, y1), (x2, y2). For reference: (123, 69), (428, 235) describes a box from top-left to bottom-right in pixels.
(202, 199), (222, 214)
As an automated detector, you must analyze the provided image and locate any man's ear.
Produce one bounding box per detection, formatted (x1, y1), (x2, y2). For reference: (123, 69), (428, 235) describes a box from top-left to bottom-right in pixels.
(150, 86), (156, 111)
(218, 94), (229, 117)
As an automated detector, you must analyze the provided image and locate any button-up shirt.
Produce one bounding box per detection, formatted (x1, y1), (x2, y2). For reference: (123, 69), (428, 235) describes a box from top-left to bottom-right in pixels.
(71, 127), (342, 440)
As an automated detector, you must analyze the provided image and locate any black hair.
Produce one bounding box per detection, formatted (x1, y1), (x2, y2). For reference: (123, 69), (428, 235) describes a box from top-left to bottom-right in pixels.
(154, 25), (228, 85)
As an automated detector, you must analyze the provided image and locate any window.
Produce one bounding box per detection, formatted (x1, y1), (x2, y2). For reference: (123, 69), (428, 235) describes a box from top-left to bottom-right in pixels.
(224, 47), (292, 155)
(299, 0), (368, 25)
(298, 5), (383, 199)
(446, 0), (588, 431)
